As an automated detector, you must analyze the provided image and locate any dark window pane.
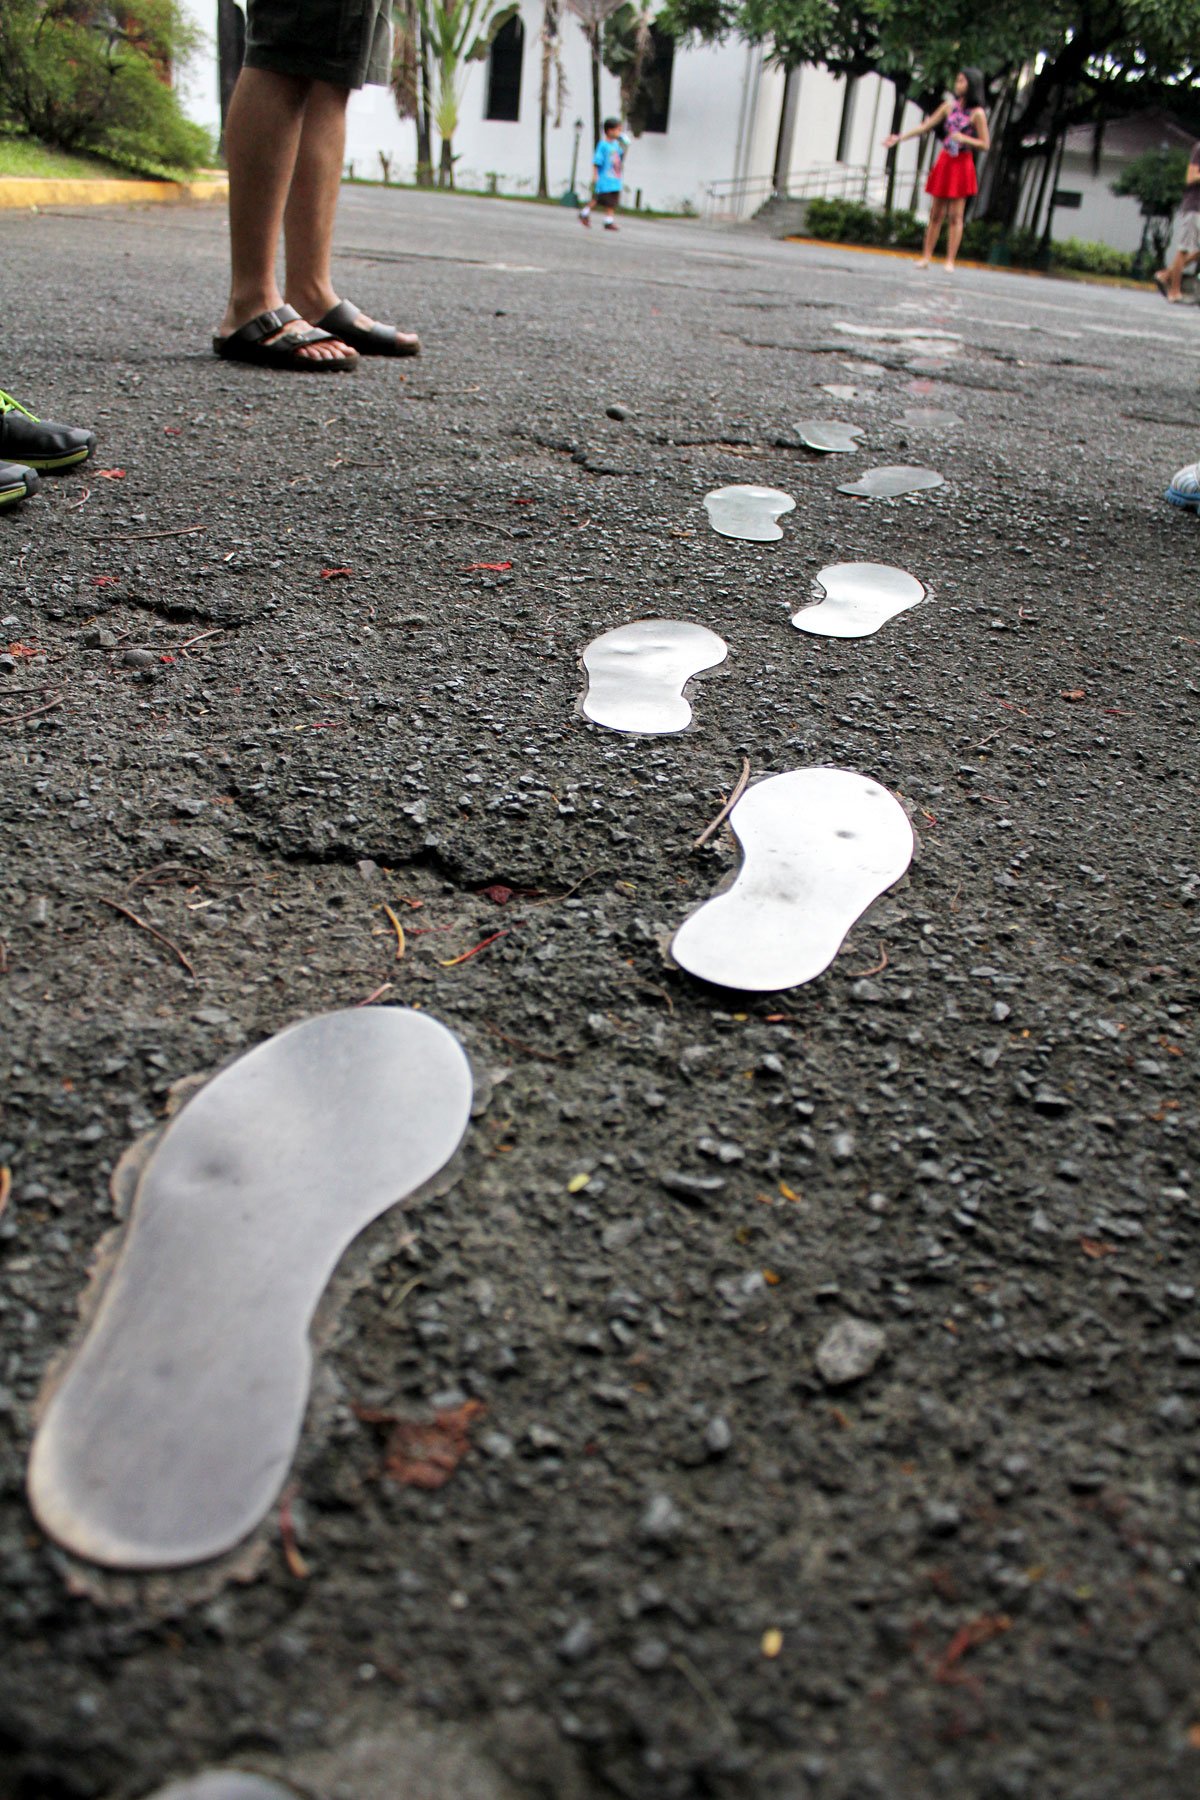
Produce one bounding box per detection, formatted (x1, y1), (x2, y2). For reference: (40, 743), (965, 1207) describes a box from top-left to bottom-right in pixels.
(642, 26), (674, 135)
(486, 18), (524, 123)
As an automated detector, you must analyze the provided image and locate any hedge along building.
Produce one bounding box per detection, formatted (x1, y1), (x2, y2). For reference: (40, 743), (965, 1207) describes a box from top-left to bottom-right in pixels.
(174, 1), (934, 218)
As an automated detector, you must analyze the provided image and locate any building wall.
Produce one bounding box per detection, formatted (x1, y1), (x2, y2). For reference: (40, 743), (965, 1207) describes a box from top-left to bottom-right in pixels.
(169, 5), (965, 227)
(1033, 152), (1149, 253)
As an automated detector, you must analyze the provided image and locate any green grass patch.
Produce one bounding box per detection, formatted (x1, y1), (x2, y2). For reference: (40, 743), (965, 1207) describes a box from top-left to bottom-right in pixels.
(0, 130), (144, 180)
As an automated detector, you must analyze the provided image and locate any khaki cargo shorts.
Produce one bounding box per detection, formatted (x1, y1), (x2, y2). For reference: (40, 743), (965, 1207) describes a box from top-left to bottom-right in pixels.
(1176, 212), (1200, 257)
(244, 0), (392, 89)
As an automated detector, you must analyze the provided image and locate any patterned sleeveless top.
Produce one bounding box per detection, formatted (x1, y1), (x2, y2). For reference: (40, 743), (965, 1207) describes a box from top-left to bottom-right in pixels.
(941, 103), (975, 157)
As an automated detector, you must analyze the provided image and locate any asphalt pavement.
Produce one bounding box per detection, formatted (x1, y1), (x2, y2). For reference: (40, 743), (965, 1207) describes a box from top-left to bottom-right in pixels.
(1, 188), (1199, 1800)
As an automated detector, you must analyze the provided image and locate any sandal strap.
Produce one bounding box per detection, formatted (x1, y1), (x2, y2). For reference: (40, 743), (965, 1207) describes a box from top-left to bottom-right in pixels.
(230, 305), (304, 345)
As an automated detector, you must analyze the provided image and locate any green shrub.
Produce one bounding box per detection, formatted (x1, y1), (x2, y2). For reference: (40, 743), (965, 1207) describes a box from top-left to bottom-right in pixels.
(0, 0), (212, 177)
(1049, 235), (1134, 277)
(802, 198), (1132, 277)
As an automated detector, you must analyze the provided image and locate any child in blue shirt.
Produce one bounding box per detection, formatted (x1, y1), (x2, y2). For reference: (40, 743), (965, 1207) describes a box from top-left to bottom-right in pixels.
(580, 119), (631, 231)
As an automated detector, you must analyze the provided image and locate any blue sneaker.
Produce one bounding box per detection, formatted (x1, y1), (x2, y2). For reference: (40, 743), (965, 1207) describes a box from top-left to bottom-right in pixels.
(1165, 462), (1200, 510)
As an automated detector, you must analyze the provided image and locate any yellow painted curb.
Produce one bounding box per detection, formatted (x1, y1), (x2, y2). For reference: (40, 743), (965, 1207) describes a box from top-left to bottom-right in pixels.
(0, 176), (227, 211)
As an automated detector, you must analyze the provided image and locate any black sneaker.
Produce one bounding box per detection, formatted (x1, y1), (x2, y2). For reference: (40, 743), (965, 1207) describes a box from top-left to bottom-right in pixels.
(0, 390), (95, 472)
(0, 461), (40, 508)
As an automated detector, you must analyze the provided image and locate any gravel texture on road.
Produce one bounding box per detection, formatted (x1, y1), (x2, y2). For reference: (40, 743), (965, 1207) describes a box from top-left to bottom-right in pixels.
(1, 190), (1198, 1800)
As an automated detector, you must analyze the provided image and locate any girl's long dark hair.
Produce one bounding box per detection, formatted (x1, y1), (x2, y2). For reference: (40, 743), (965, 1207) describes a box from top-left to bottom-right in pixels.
(960, 68), (986, 111)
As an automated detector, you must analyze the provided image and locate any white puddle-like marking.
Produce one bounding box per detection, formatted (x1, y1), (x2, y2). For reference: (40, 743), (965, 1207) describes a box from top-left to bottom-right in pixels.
(835, 323), (963, 344)
(792, 562), (926, 639)
(671, 768), (913, 992)
(901, 407), (962, 428)
(838, 465), (945, 499)
(704, 484), (795, 541)
(821, 384), (863, 401)
(795, 419), (864, 453)
(28, 1008), (473, 1569)
(144, 1777), (300, 1800)
(580, 619), (728, 734)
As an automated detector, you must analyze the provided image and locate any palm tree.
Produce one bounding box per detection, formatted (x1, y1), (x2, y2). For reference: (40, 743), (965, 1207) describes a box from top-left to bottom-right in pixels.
(419, 0), (519, 188)
(565, 0), (625, 149)
(537, 0), (568, 199)
(601, 2), (658, 134)
(391, 0), (434, 185)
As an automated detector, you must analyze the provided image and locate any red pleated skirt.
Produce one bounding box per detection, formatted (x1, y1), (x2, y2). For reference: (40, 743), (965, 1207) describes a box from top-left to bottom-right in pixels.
(926, 150), (978, 200)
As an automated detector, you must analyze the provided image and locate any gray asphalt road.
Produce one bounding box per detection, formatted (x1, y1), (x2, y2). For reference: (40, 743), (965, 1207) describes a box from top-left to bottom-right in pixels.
(1, 189), (1198, 1800)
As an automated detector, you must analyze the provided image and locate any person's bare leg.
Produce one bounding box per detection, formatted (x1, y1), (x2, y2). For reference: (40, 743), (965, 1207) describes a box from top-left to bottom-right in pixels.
(282, 80), (351, 323)
(916, 200), (944, 267)
(218, 68), (347, 361)
(1164, 247), (1192, 301)
(945, 200), (965, 269)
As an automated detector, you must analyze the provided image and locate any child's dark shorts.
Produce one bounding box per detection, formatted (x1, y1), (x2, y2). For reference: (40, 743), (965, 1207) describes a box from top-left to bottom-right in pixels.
(244, 0), (392, 89)
(596, 189), (621, 212)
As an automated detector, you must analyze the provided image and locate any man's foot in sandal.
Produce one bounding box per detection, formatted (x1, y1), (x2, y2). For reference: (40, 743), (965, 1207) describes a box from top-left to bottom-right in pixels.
(0, 461), (39, 509)
(0, 391), (96, 472)
(213, 305), (358, 371)
(312, 299), (420, 358)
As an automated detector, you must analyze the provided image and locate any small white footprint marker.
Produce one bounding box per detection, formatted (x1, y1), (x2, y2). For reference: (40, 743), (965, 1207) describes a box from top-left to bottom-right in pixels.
(791, 562), (926, 639)
(581, 619), (727, 734)
(704, 484), (795, 542)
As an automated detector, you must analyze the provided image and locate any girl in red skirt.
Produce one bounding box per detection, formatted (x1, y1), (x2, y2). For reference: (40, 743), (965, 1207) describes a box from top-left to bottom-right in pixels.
(883, 69), (990, 270)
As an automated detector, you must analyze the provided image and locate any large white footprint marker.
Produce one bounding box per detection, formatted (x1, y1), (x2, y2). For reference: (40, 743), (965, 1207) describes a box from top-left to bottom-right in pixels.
(581, 619), (727, 734)
(28, 1008), (473, 1569)
(671, 768), (913, 992)
(791, 562), (926, 639)
(144, 1778), (301, 1800)
(704, 484), (795, 541)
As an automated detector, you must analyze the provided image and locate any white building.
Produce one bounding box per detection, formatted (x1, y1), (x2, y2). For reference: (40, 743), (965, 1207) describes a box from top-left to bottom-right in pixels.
(1018, 112), (1198, 255)
(175, 1), (931, 219)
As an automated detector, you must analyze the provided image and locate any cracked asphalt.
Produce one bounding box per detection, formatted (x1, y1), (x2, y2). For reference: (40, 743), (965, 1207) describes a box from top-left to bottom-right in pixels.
(1, 189), (1199, 1800)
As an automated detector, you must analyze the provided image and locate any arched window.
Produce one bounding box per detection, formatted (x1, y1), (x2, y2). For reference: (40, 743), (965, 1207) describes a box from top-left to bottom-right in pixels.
(486, 17), (524, 123)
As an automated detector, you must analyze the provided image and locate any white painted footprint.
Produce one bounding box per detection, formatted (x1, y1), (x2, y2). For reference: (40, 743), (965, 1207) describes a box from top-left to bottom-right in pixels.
(580, 619), (727, 734)
(704, 484), (795, 542)
(791, 562), (925, 639)
(837, 465), (945, 499)
(28, 1008), (473, 1569)
(671, 768), (913, 992)
(795, 419), (863, 453)
(143, 1777), (300, 1800)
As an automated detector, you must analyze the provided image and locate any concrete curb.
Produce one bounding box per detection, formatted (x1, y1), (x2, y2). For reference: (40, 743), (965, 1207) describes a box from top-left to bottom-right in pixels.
(0, 176), (227, 211)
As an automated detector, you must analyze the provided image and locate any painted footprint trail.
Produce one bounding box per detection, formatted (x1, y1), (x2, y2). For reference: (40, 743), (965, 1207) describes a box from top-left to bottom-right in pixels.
(28, 1008), (473, 1569)
(671, 768), (914, 992)
(580, 619), (728, 734)
(792, 562), (926, 639)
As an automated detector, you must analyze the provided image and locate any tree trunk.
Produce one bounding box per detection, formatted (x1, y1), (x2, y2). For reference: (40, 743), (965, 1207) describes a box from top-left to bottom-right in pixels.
(216, 0), (244, 152)
(590, 24), (601, 149)
(772, 66), (801, 196)
(417, 33), (434, 186)
(439, 134), (454, 188)
(538, 34), (550, 197)
(883, 81), (907, 216)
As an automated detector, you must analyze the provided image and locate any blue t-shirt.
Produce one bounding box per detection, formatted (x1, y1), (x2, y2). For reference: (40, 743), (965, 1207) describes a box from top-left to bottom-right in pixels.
(594, 136), (628, 193)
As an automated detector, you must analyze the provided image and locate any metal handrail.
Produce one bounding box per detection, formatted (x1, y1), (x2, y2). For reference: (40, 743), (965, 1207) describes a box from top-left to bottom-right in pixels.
(702, 175), (779, 221)
(702, 163), (894, 223)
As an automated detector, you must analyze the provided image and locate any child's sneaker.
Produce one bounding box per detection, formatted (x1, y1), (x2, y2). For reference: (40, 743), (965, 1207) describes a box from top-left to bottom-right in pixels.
(0, 461), (40, 508)
(1165, 462), (1200, 511)
(0, 390), (95, 472)
(579, 207), (591, 228)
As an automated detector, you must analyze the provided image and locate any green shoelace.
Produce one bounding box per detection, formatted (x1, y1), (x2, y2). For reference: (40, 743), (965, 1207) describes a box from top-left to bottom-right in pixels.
(0, 390), (38, 420)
